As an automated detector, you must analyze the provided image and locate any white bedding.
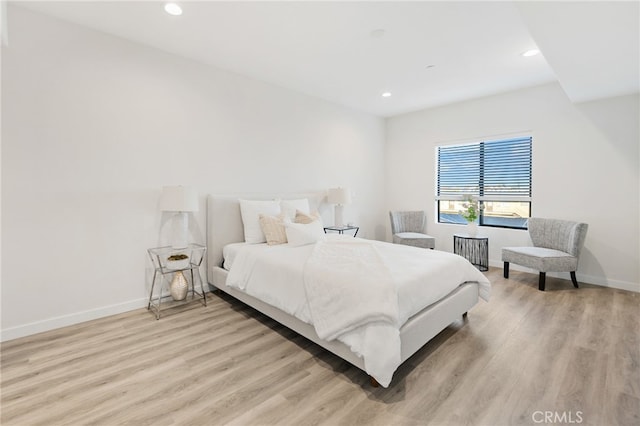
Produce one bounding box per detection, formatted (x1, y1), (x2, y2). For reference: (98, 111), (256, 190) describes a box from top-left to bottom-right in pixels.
(225, 235), (490, 387)
(304, 239), (399, 341)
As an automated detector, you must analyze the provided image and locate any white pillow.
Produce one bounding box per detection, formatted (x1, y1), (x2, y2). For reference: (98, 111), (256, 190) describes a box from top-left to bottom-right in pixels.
(239, 199), (281, 244)
(280, 198), (310, 220)
(285, 220), (326, 247)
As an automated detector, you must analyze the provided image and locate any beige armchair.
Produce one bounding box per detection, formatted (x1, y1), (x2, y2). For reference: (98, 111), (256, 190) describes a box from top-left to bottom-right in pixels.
(389, 211), (435, 249)
(502, 218), (588, 291)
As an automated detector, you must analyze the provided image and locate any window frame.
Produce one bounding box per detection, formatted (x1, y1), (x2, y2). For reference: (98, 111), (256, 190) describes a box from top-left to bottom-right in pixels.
(436, 136), (532, 230)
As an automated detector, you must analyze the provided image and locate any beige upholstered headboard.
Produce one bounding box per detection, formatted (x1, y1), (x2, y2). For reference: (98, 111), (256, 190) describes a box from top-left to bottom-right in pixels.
(206, 192), (327, 285)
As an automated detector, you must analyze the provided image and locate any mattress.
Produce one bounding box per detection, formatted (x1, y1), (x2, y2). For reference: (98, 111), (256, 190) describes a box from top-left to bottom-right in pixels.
(222, 242), (254, 271)
(225, 235), (490, 325)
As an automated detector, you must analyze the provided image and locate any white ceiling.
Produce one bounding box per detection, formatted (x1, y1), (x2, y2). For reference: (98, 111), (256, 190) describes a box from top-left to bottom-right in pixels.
(14, 1), (640, 117)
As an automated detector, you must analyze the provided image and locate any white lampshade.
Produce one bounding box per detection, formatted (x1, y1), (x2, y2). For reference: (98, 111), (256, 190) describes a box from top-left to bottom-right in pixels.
(160, 186), (199, 212)
(328, 187), (352, 205)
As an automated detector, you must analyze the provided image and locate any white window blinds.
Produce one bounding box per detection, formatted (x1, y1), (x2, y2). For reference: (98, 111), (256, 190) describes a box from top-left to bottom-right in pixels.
(437, 136), (532, 200)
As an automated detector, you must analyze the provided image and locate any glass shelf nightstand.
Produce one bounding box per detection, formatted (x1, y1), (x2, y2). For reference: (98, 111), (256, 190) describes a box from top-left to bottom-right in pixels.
(147, 243), (207, 319)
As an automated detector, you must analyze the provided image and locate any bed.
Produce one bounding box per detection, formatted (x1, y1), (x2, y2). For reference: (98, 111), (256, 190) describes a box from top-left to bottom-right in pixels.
(206, 193), (490, 387)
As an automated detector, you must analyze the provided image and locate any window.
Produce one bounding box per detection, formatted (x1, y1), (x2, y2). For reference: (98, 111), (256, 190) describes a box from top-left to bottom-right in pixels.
(437, 136), (532, 229)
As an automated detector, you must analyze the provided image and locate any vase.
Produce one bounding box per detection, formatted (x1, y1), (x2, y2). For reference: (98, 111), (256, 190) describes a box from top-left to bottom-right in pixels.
(170, 271), (189, 301)
(467, 222), (478, 237)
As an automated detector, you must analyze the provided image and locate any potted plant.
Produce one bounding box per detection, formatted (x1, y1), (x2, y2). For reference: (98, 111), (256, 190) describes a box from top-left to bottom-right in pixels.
(459, 195), (481, 236)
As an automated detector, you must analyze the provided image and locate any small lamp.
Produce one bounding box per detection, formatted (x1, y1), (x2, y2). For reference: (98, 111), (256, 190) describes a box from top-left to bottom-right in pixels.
(160, 185), (198, 249)
(328, 187), (352, 227)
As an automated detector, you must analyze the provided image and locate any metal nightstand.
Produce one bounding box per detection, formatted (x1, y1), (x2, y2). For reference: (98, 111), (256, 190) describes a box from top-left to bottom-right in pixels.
(323, 225), (359, 237)
(453, 234), (488, 271)
(147, 244), (207, 319)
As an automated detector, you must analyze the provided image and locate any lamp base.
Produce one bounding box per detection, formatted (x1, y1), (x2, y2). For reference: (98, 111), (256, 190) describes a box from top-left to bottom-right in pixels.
(334, 205), (345, 227)
(171, 211), (189, 249)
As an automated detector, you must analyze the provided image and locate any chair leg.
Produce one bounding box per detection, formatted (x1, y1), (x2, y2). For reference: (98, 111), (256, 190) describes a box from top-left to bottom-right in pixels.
(570, 271), (579, 288)
(503, 262), (509, 278)
(539, 272), (546, 291)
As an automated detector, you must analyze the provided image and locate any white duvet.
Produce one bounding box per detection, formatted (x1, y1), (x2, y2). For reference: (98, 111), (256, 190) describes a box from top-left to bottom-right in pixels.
(225, 235), (490, 387)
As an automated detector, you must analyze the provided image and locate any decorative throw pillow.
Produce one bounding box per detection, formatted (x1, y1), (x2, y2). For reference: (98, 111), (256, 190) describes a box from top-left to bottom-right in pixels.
(280, 199), (310, 220)
(259, 213), (288, 245)
(285, 220), (326, 247)
(239, 199), (281, 244)
(294, 210), (322, 225)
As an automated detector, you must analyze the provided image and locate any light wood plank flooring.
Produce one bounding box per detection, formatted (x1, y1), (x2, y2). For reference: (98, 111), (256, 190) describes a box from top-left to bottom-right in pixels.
(2, 268), (639, 425)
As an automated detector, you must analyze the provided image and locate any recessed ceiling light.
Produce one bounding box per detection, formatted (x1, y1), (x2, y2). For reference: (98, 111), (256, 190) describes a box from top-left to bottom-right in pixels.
(164, 3), (182, 16)
(381, 92), (392, 98)
(522, 49), (540, 57)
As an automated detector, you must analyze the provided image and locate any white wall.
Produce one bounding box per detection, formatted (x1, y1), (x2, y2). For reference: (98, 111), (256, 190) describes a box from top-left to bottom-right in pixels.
(386, 83), (639, 291)
(1, 7), (386, 340)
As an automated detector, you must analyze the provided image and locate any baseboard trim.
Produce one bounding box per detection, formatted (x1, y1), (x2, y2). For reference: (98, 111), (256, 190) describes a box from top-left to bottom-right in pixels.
(1, 298), (148, 342)
(488, 260), (639, 293)
(574, 273), (640, 293)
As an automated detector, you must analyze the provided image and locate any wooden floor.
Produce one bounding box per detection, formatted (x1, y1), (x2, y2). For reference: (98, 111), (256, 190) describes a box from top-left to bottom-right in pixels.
(2, 268), (639, 425)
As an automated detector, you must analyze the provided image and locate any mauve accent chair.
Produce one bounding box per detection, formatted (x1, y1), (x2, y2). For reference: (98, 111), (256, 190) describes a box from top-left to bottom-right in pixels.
(502, 218), (588, 291)
(389, 211), (435, 250)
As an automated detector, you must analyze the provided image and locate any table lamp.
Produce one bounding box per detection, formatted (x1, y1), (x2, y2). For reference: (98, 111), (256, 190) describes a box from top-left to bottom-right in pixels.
(160, 185), (198, 249)
(328, 187), (352, 227)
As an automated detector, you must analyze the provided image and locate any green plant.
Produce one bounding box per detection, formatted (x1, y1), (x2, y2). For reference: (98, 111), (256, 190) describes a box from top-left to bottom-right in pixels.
(459, 195), (480, 223)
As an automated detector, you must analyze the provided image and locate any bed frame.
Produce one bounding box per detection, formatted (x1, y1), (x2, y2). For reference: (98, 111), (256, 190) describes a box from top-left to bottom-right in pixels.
(206, 193), (479, 385)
